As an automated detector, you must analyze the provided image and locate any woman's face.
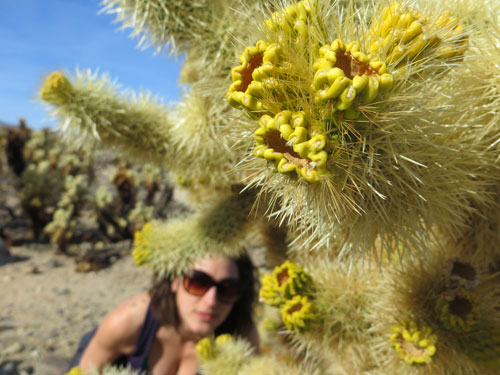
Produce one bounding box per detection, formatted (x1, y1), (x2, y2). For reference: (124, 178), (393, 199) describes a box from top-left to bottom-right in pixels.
(172, 257), (239, 338)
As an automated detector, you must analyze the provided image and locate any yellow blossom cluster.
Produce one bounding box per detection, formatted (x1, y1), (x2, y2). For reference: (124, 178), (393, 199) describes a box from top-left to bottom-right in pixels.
(132, 222), (153, 266)
(390, 323), (437, 365)
(253, 111), (328, 182)
(226, 1), (336, 183)
(312, 39), (394, 119)
(39, 72), (74, 106)
(196, 334), (234, 361)
(259, 261), (317, 332)
(65, 367), (86, 375)
(435, 288), (480, 333)
(227, 0), (396, 182)
(366, 2), (468, 67)
(264, 0), (315, 46)
(281, 295), (318, 333)
(226, 40), (283, 112)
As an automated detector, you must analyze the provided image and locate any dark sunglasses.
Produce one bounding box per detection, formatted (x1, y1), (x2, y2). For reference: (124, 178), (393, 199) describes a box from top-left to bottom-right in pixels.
(182, 270), (241, 304)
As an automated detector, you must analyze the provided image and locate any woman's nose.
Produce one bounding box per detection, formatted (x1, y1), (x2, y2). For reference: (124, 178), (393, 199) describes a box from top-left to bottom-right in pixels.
(202, 286), (218, 306)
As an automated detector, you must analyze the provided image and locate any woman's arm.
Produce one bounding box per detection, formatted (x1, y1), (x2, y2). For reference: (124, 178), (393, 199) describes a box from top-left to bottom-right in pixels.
(78, 292), (150, 371)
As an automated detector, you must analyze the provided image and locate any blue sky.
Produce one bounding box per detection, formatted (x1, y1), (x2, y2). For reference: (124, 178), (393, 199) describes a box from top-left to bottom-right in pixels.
(0, 0), (184, 129)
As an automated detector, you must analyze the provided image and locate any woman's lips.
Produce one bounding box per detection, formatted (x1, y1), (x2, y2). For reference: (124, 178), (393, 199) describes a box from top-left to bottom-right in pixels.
(196, 311), (215, 321)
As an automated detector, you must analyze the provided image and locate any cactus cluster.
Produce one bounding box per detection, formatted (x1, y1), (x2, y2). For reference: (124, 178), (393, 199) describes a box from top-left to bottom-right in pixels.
(0, 121), (172, 252)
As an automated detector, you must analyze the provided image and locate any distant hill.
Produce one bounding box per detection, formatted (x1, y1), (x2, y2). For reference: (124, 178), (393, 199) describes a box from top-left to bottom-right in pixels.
(0, 120), (18, 130)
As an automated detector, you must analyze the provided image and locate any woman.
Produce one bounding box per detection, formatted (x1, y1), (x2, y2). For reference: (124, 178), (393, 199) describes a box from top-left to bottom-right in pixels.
(71, 254), (259, 374)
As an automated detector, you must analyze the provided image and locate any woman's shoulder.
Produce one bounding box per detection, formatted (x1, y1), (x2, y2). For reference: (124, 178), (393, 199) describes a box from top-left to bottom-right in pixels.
(97, 291), (151, 350)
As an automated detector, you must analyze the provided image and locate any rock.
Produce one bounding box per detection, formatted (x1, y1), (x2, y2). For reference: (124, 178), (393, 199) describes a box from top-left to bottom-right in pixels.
(52, 288), (71, 296)
(23, 265), (41, 275)
(0, 237), (9, 255)
(78, 242), (93, 253)
(2, 275), (13, 282)
(3, 342), (24, 355)
(46, 258), (62, 268)
(18, 363), (34, 375)
(34, 355), (71, 375)
(0, 360), (19, 375)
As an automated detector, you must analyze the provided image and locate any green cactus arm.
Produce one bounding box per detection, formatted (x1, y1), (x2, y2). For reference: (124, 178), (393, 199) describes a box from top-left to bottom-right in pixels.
(40, 69), (175, 166)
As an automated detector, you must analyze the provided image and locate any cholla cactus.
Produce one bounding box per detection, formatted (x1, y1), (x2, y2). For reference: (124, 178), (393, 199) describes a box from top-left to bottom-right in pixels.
(224, 0), (494, 259)
(368, 244), (500, 375)
(196, 334), (254, 375)
(100, 0), (242, 56)
(40, 69), (174, 164)
(18, 161), (63, 240)
(131, 188), (256, 277)
(5, 119), (30, 176)
(44, 174), (88, 253)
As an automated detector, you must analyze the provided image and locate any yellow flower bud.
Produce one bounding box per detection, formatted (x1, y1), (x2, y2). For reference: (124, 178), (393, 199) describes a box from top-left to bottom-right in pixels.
(65, 367), (86, 375)
(40, 72), (73, 105)
(132, 222), (154, 266)
(390, 323), (437, 365)
(253, 111), (329, 183)
(196, 337), (215, 360)
(312, 39), (393, 116)
(281, 295), (318, 333)
(215, 334), (232, 346)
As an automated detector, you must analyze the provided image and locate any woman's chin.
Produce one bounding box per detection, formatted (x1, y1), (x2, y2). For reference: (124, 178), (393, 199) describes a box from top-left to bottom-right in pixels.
(189, 321), (216, 337)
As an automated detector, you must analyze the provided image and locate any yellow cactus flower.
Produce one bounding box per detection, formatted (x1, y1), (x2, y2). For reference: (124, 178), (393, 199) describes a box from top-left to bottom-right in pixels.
(390, 323), (437, 365)
(226, 40), (283, 112)
(196, 334), (232, 362)
(366, 2), (468, 68)
(264, 0), (316, 46)
(259, 261), (314, 306)
(254, 111), (329, 183)
(65, 367), (86, 375)
(132, 222), (153, 266)
(435, 288), (480, 332)
(260, 273), (284, 306)
(132, 248), (152, 266)
(196, 337), (215, 361)
(40, 71), (73, 105)
(311, 39), (393, 119)
(281, 295), (317, 333)
(215, 334), (232, 346)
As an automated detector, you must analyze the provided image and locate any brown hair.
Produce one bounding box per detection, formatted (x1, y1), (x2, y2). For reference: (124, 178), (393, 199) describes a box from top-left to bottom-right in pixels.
(149, 254), (256, 338)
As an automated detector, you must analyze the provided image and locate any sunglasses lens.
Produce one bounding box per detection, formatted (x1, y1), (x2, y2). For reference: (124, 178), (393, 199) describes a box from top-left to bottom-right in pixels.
(217, 280), (240, 303)
(183, 271), (241, 303)
(183, 271), (213, 296)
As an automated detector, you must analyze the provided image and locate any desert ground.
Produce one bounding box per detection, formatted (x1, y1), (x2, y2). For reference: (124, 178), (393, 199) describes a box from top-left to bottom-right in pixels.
(0, 240), (151, 375)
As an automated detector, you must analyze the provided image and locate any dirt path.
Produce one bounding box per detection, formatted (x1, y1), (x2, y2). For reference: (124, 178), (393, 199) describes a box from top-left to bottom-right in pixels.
(0, 243), (151, 375)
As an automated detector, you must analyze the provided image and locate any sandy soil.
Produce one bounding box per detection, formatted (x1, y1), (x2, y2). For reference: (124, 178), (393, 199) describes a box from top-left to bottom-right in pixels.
(0, 242), (151, 375)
